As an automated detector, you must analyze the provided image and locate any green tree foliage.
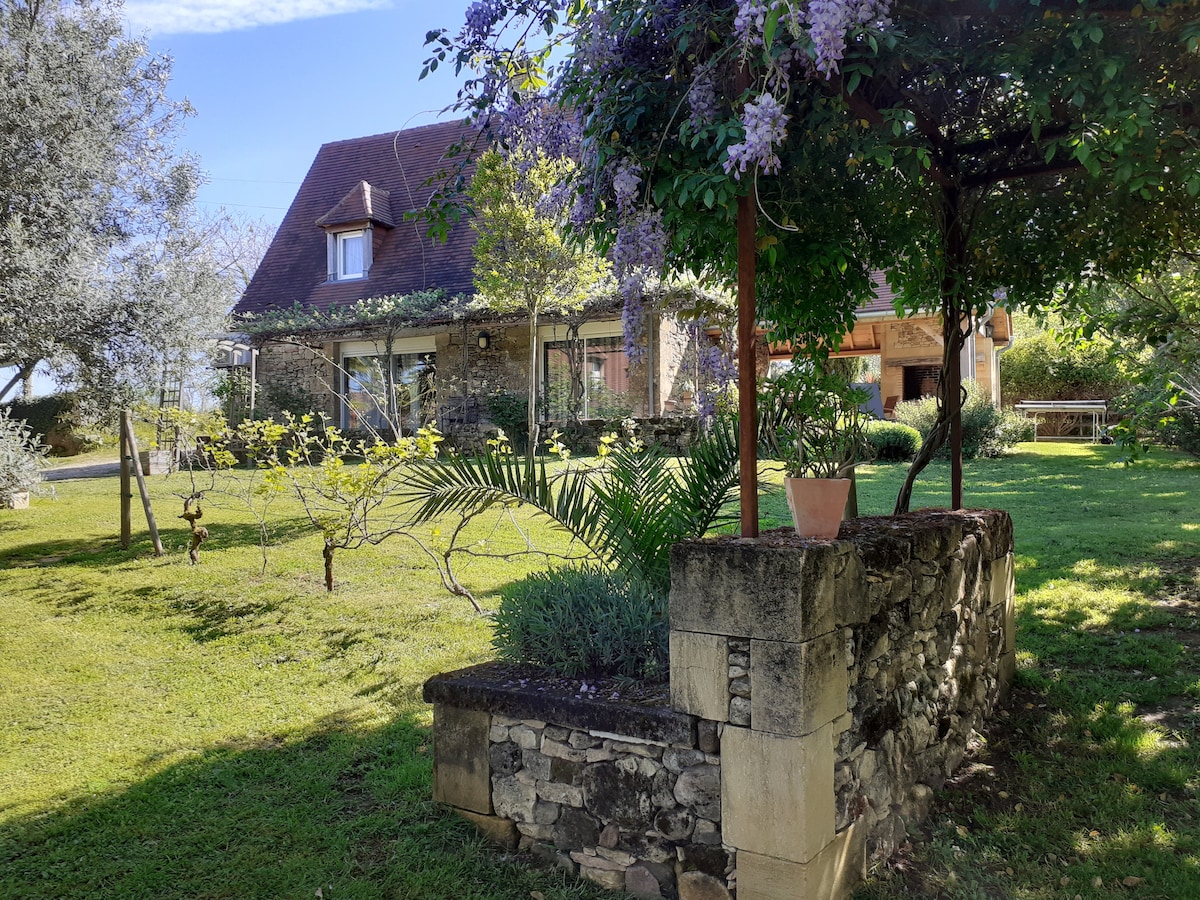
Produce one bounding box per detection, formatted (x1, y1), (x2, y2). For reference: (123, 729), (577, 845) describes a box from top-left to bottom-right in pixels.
(467, 149), (611, 471)
(1000, 331), (1127, 404)
(0, 0), (209, 414)
(1061, 253), (1200, 455)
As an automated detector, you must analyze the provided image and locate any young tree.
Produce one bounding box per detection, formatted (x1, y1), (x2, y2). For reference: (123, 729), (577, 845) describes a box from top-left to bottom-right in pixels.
(467, 148), (610, 475)
(426, 0), (1200, 513)
(0, 0), (201, 413)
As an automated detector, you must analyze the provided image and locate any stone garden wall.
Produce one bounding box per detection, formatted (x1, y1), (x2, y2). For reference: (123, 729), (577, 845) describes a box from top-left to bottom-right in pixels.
(424, 670), (730, 898)
(426, 509), (1016, 899)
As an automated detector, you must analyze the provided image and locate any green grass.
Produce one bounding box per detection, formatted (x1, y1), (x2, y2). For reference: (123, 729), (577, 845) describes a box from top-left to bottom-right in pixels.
(1, 443), (1198, 898)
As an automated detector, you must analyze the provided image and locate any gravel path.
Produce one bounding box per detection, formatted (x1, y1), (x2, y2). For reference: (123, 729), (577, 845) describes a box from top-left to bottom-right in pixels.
(44, 460), (122, 481)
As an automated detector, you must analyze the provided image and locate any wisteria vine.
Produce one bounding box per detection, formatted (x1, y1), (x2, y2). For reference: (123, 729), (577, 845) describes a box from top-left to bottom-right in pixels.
(426, 0), (896, 362)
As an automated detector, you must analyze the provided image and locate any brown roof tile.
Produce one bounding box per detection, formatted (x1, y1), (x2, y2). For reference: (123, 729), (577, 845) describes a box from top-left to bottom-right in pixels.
(235, 121), (478, 318)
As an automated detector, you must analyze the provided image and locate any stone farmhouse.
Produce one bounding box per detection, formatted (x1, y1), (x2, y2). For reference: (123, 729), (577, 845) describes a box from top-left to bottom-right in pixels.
(228, 121), (1012, 442)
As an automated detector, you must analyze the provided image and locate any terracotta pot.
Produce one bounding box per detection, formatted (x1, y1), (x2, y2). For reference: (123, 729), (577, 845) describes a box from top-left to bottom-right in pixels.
(783, 476), (851, 540)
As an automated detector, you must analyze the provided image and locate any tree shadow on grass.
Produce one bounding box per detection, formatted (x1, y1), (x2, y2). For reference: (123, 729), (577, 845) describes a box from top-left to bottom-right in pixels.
(0, 711), (608, 900)
(0, 517), (315, 570)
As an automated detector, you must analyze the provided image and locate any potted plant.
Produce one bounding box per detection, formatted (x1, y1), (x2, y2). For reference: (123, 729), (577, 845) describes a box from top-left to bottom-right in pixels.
(0, 409), (47, 509)
(761, 366), (869, 539)
(676, 377), (696, 410)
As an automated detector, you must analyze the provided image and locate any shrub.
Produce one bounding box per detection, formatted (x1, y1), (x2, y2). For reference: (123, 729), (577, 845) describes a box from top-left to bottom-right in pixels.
(895, 382), (1030, 459)
(0, 409), (47, 502)
(2, 393), (101, 456)
(492, 566), (667, 679)
(864, 420), (921, 461)
(1000, 331), (1125, 402)
(485, 391), (529, 451)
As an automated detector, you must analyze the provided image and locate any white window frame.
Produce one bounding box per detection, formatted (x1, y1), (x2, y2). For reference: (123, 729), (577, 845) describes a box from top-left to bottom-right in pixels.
(336, 230), (366, 279)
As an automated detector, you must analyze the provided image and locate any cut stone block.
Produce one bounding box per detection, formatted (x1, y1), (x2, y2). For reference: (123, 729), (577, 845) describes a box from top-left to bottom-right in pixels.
(722, 724), (835, 863)
(454, 808), (519, 850)
(431, 704), (492, 814)
(671, 540), (849, 643)
(998, 650), (1016, 703)
(751, 632), (849, 737)
(737, 822), (866, 900)
(677, 870), (732, 900)
(670, 631), (732, 721)
(989, 553), (1014, 608)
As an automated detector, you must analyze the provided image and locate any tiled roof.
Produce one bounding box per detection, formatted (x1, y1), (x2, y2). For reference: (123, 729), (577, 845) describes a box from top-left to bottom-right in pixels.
(857, 269), (903, 316)
(235, 121), (478, 318)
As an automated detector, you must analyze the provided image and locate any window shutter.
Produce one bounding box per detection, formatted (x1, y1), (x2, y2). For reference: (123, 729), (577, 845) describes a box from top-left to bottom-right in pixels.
(326, 234), (337, 281)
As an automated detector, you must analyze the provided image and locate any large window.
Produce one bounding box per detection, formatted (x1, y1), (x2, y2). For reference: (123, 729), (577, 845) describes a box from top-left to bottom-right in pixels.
(336, 230), (366, 279)
(342, 350), (435, 433)
(543, 332), (632, 420)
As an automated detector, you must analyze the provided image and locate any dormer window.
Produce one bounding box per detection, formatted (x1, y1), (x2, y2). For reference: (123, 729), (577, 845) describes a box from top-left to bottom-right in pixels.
(337, 230), (366, 280)
(317, 181), (396, 284)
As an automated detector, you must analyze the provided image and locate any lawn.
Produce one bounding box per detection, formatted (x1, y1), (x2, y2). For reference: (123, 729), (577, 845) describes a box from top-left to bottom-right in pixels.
(1, 443), (1197, 898)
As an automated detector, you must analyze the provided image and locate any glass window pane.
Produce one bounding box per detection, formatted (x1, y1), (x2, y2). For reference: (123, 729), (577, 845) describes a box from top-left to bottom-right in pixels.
(542, 335), (632, 421)
(339, 231), (364, 278)
(343, 355), (387, 429)
(583, 337), (632, 418)
(543, 342), (573, 421)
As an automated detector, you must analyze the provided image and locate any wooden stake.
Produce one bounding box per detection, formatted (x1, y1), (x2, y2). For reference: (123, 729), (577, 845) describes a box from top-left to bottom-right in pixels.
(120, 415), (132, 549)
(121, 411), (164, 557)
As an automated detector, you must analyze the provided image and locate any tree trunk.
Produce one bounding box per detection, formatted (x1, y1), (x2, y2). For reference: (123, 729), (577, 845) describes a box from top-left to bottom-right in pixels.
(0, 361), (36, 404)
(323, 540), (335, 592)
(526, 308), (540, 491)
(894, 183), (970, 513)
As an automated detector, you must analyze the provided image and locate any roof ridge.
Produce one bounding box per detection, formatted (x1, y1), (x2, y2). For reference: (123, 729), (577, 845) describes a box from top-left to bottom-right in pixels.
(316, 119), (469, 151)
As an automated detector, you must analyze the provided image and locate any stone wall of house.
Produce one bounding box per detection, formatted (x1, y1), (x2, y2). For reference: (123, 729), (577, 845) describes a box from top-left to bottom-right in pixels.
(550, 416), (702, 455)
(426, 510), (1014, 899)
(255, 340), (337, 420)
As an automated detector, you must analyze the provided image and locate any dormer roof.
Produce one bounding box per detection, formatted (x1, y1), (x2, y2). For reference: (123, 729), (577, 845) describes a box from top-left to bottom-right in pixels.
(315, 180), (396, 230)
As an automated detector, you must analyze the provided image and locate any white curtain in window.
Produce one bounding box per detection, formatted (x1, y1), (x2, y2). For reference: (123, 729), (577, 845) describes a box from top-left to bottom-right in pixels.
(339, 231), (365, 278)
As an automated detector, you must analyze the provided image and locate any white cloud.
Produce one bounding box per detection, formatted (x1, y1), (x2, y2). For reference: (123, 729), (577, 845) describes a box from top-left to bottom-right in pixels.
(124, 0), (390, 36)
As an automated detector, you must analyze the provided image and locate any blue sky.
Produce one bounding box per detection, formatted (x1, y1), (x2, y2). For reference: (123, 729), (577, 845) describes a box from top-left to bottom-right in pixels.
(133, 0), (468, 226)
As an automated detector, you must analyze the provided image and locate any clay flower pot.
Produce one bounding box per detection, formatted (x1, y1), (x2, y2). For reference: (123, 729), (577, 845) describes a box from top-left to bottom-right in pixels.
(783, 476), (851, 539)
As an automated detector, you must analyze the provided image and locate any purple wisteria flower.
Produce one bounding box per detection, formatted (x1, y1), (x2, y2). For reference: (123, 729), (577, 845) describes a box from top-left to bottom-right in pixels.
(724, 92), (790, 178)
(611, 196), (668, 362)
(492, 98), (581, 161)
(611, 158), (642, 215)
(734, 0), (771, 47)
(463, 0), (503, 46)
(807, 0), (893, 75)
(687, 68), (721, 131)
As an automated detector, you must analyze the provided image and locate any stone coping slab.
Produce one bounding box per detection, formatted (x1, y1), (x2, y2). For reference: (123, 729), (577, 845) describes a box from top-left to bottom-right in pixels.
(423, 663), (696, 745)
